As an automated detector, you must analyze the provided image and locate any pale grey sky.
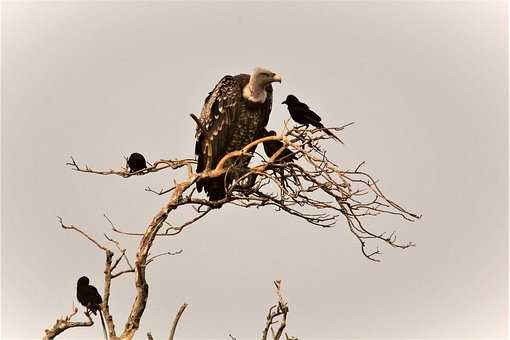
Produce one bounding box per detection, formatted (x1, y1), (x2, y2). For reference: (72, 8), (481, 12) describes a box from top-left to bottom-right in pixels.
(1, 1), (508, 339)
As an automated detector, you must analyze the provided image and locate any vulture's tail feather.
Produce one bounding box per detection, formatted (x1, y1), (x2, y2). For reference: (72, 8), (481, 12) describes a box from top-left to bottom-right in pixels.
(204, 176), (227, 202)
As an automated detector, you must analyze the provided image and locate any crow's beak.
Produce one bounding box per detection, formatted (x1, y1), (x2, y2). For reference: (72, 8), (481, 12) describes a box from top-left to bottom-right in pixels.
(281, 100), (287, 104)
(272, 73), (282, 83)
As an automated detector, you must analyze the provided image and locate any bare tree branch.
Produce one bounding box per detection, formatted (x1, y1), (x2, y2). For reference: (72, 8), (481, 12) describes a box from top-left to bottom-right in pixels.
(58, 216), (108, 251)
(43, 305), (93, 340)
(147, 250), (183, 265)
(168, 303), (188, 340)
(106, 208), (213, 237)
(67, 156), (196, 178)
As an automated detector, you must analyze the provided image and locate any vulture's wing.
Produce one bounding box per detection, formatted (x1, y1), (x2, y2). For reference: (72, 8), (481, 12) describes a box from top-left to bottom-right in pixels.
(195, 75), (243, 184)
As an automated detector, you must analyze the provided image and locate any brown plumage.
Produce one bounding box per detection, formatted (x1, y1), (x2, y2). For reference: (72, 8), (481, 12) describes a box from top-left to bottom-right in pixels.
(194, 68), (282, 201)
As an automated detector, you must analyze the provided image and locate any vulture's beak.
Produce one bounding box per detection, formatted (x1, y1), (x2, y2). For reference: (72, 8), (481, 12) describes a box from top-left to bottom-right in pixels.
(272, 73), (282, 83)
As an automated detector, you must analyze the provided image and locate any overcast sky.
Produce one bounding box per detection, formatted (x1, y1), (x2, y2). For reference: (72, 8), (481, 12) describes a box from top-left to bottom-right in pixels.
(1, 1), (508, 339)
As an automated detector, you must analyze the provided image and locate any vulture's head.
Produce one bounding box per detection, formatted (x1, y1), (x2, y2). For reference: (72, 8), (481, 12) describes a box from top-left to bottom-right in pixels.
(251, 67), (282, 87)
(77, 276), (89, 286)
(245, 67), (282, 103)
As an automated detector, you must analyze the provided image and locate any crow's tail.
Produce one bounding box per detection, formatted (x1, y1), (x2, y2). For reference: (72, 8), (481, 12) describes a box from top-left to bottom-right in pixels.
(323, 127), (343, 143)
(315, 122), (343, 143)
(99, 310), (108, 340)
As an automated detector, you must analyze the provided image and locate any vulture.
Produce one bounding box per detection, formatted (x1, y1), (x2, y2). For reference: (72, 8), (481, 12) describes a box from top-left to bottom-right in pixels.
(282, 94), (342, 142)
(195, 67), (282, 201)
(76, 276), (107, 340)
(127, 152), (147, 172)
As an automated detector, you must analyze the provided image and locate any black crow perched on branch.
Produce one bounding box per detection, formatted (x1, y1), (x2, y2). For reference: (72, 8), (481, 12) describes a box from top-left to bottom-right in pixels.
(260, 129), (298, 188)
(76, 276), (108, 340)
(261, 130), (296, 163)
(282, 94), (342, 143)
(127, 152), (147, 173)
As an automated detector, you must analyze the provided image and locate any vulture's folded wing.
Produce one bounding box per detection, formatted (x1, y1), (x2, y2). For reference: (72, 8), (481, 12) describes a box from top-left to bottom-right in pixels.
(195, 76), (243, 194)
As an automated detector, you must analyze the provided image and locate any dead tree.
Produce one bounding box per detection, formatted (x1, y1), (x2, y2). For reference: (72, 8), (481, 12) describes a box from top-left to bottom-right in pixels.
(43, 122), (420, 340)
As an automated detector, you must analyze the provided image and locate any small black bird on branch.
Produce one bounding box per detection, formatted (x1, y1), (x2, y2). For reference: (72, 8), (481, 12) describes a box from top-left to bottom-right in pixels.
(76, 276), (108, 340)
(127, 152), (147, 173)
(260, 129), (298, 188)
(261, 130), (296, 163)
(282, 94), (342, 143)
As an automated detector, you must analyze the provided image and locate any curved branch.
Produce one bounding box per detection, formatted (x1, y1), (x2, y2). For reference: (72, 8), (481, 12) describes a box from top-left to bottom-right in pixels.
(43, 306), (93, 340)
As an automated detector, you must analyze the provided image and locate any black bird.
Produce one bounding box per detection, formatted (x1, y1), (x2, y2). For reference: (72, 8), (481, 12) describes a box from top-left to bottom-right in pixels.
(77, 276), (108, 340)
(259, 129), (298, 188)
(282, 95), (342, 142)
(127, 152), (147, 172)
(261, 130), (296, 163)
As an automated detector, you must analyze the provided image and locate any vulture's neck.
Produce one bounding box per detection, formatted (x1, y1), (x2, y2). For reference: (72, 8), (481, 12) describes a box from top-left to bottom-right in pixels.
(243, 80), (267, 103)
